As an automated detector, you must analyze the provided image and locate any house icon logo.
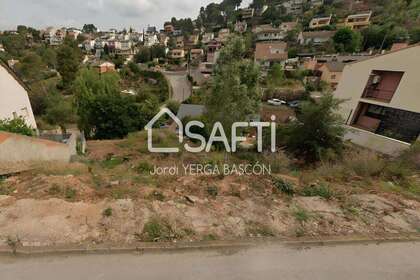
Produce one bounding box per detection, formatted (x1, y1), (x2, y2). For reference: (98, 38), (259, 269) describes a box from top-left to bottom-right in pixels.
(145, 108), (183, 153)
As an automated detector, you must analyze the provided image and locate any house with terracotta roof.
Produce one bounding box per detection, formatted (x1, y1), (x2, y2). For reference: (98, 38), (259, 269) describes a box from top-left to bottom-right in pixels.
(335, 44), (420, 155)
(255, 42), (288, 68)
(0, 61), (37, 129)
(318, 61), (345, 90)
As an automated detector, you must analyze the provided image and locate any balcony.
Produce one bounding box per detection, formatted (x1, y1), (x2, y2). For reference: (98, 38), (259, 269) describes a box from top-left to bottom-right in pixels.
(361, 70), (404, 103)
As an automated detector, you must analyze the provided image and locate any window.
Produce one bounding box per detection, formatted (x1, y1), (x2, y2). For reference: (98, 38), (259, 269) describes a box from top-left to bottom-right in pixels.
(331, 74), (336, 80)
(352, 102), (420, 143)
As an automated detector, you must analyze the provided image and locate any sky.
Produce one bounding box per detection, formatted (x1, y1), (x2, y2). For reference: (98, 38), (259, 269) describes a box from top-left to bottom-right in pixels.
(0, 0), (252, 31)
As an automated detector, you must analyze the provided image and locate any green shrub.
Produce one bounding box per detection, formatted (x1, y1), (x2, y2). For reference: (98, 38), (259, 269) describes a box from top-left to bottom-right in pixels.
(301, 183), (334, 200)
(141, 217), (175, 242)
(293, 207), (310, 223)
(64, 188), (77, 200)
(137, 161), (153, 174)
(273, 177), (295, 196)
(0, 117), (34, 136)
(103, 207), (113, 217)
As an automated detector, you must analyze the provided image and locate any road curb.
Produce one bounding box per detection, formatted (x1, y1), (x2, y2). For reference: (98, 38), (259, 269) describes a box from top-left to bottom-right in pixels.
(1, 234), (420, 257)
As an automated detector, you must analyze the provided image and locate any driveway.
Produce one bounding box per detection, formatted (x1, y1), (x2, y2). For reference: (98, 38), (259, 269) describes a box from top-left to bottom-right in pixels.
(1, 241), (420, 279)
(162, 71), (191, 103)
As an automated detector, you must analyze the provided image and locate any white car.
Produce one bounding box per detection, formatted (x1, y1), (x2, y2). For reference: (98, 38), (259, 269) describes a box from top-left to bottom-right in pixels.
(268, 99), (287, 106)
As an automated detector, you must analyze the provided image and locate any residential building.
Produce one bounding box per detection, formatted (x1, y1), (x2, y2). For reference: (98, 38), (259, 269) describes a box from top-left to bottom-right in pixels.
(239, 8), (255, 20)
(334, 44), (420, 155)
(279, 21), (298, 33)
(115, 40), (133, 56)
(282, 0), (304, 15)
(175, 36), (185, 49)
(202, 33), (214, 44)
(318, 61), (345, 90)
(254, 25), (285, 41)
(0, 44), (4, 52)
(344, 11), (372, 30)
(173, 30), (183, 37)
(169, 49), (185, 60)
(144, 34), (159, 47)
(255, 42), (288, 68)
(0, 61), (37, 129)
(187, 34), (199, 47)
(146, 26), (157, 34)
(158, 33), (169, 46)
(190, 49), (204, 62)
(298, 31), (335, 45)
(218, 29), (231, 42)
(206, 39), (222, 63)
(67, 28), (82, 40)
(92, 61), (116, 74)
(309, 15), (332, 29)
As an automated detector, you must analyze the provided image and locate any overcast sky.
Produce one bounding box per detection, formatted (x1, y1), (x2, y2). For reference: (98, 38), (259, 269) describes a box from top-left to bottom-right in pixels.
(0, 0), (252, 31)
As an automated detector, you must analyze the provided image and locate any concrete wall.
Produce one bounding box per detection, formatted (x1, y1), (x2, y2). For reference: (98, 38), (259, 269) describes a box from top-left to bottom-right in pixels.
(0, 131), (75, 164)
(344, 126), (411, 156)
(0, 63), (37, 129)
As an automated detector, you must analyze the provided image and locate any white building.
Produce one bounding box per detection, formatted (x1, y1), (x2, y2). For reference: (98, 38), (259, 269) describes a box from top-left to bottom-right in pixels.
(335, 44), (420, 155)
(0, 61), (37, 129)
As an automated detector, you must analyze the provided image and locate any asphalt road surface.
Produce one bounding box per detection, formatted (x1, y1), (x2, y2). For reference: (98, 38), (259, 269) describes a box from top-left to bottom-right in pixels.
(1, 241), (420, 280)
(162, 71), (191, 103)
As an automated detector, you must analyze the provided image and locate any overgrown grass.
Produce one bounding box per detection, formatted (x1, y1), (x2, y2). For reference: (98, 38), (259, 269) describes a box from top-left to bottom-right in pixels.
(139, 217), (193, 242)
(293, 206), (310, 223)
(300, 183), (334, 200)
(245, 221), (276, 237)
(272, 177), (295, 196)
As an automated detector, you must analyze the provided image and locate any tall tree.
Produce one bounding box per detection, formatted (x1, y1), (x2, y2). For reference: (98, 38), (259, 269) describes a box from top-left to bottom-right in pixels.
(333, 27), (362, 53)
(206, 36), (261, 138)
(57, 43), (80, 88)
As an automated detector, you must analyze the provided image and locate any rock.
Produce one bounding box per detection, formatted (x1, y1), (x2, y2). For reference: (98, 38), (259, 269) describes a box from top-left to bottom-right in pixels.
(383, 213), (416, 232)
(294, 197), (342, 215)
(351, 194), (399, 214)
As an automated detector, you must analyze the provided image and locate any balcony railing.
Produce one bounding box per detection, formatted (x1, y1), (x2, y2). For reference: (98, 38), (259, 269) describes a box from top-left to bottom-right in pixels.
(362, 87), (395, 103)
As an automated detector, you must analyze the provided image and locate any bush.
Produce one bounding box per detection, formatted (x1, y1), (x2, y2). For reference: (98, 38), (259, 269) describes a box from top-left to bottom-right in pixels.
(301, 183), (334, 200)
(0, 117), (34, 136)
(166, 100), (180, 115)
(283, 93), (346, 163)
(103, 207), (113, 217)
(273, 177), (295, 196)
(141, 217), (175, 242)
(137, 161), (153, 174)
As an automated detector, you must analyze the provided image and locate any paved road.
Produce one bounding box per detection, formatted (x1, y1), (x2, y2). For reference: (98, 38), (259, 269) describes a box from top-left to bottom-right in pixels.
(1, 241), (420, 280)
(162, 71), (191, 103)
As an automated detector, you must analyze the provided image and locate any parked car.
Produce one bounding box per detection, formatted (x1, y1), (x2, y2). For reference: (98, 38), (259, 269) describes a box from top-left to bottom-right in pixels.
(268, 99), (287, 106)
(287, 100), (301, 108)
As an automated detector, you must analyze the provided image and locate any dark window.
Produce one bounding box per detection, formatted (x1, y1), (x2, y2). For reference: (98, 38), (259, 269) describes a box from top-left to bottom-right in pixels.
(353, 102), (420, 143)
